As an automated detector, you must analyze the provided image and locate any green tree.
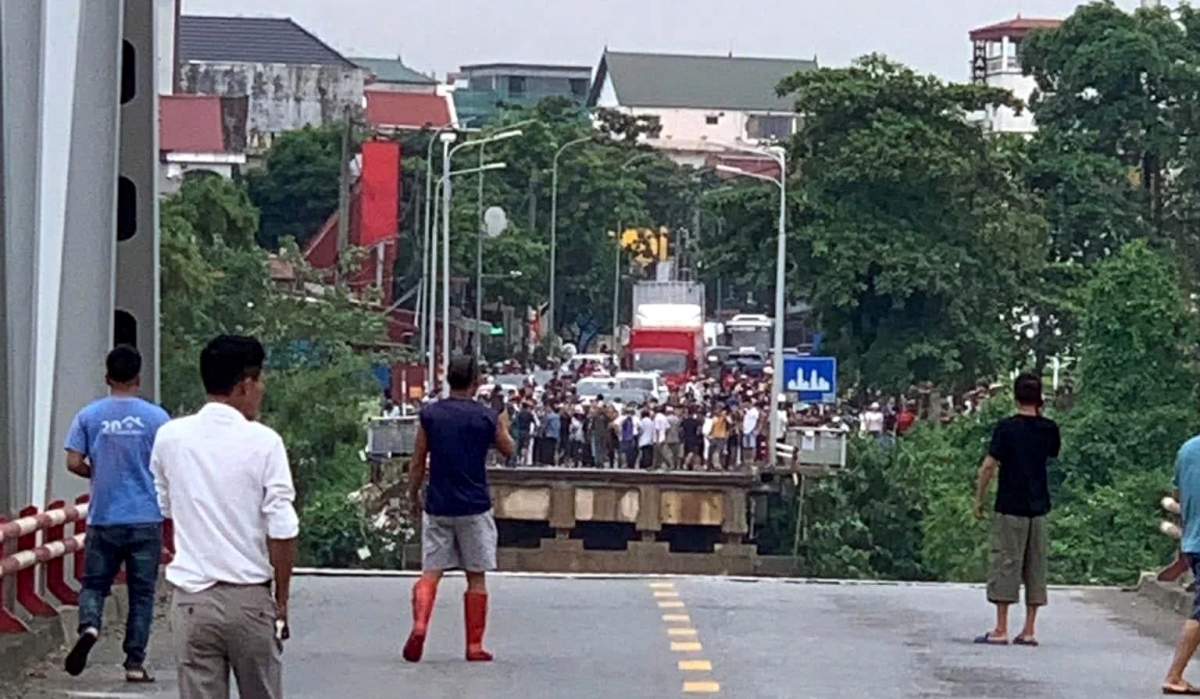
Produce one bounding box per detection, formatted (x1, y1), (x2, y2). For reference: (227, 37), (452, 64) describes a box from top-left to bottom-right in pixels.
(753, 55), (1044, 393)
(246, 125), (350, 250)
(160, 175), (387, 506)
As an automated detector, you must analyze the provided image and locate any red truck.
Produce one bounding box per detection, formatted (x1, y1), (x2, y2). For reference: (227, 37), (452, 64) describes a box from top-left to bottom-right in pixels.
(626, 328), (705, 390)
(623, 296), (705, 390)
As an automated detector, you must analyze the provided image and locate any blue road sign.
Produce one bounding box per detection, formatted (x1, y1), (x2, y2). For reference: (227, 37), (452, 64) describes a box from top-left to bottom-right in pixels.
(783, 356), (837, 403)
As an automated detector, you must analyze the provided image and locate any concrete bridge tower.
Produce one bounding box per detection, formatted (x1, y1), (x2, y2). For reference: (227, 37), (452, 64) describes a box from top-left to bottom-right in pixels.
(0, 0), (159, 515)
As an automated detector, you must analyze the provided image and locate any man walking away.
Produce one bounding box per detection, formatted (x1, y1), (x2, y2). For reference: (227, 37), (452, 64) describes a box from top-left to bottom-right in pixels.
(151, 335), (299, 699)
(638, 409), (656, 470)
(972, 372), (1058, 647)
(1162, 434), (1200, 694)
(63, 345), (169, 682)
(404, 356), (516, 663)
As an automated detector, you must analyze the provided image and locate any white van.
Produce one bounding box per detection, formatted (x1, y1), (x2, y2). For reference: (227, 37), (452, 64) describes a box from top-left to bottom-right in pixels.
(614, 372), (668, 403)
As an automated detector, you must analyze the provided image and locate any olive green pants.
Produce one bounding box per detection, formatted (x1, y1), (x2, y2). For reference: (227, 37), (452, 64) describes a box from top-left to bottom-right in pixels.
(986, 514), (1048, 607)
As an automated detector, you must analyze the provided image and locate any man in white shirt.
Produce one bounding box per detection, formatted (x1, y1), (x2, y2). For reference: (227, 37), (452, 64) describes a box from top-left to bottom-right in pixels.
(637, 409), (656, 469)
(151, 335), (299, 699)
(741, 404), (761, 461)
(652, 408), (671, 469)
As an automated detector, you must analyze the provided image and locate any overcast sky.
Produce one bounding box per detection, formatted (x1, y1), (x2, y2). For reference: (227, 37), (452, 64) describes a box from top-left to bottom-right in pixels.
(183, 0), (1154, 81)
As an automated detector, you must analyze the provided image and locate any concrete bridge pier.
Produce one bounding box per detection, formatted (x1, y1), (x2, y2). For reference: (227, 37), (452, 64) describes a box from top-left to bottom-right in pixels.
(489, 469), (759, 575)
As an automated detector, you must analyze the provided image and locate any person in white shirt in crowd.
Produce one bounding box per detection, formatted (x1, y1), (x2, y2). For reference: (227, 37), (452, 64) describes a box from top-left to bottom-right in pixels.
(652, 407), (671, 469)
(151, 335), (299, 699)
(861, 402), (885, 437)
(637, 409), (656, 469)
(741, 403), (760, 462)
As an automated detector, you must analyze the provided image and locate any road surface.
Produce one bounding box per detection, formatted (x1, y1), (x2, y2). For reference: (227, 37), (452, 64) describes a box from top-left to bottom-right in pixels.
(1, 574), (1181, 698)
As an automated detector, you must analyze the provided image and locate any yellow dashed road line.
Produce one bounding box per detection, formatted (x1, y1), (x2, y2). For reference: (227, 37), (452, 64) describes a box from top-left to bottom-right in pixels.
(647, 579), (722, 695)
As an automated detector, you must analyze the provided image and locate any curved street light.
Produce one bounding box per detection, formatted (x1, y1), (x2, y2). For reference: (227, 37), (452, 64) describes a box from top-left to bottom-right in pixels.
(548, 136), (594, 340)
(438, 130), (523, 395)
(611, 151), (659, 343)
(713, 142), (788, 466)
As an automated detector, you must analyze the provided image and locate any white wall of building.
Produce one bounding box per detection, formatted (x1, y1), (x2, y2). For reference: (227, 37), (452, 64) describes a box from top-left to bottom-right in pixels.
(594, 73), (794, 163)
(982, 36), (1038, 135)
(155, 0), (175, 94)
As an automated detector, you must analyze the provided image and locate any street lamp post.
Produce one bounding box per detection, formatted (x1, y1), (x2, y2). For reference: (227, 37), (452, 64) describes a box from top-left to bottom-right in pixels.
(474, 119), (537, 361)
(715, 144), (788, 466)
(439, 129), (524, 395)
(548, 136), (593, 341)
(611, 151), (657, 346)
(420, 121), (475, 393)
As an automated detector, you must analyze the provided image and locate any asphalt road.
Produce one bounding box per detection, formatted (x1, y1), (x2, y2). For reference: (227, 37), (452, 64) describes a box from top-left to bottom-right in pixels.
(1, 575), (1185, 699)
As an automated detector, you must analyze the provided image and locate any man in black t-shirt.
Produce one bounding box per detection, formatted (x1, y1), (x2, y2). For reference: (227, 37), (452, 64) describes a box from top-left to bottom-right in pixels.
(972, 372), (1060, 647)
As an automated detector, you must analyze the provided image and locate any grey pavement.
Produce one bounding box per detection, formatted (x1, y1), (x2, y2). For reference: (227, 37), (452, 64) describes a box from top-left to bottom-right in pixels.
(0, 574), (1188, 699)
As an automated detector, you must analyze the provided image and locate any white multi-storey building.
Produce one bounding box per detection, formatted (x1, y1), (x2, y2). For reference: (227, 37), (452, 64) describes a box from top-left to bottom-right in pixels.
(587, 50), (816, 168)
(969, 16), (1062, 135)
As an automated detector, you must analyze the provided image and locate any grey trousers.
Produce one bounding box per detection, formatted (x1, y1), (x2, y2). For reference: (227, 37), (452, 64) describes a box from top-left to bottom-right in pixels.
(171, 583), (283, 699)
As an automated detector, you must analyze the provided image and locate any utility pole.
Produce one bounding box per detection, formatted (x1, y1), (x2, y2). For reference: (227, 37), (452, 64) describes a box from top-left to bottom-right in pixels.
(335, 105), (352, 282)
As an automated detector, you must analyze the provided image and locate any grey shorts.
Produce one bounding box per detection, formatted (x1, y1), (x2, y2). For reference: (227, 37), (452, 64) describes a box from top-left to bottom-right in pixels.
(986, 513), (1048, 606)
(421, 510), (498, 573)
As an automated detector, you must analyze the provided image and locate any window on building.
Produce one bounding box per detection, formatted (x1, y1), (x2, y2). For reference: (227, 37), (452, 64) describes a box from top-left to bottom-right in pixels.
(507, 76), (526, 94)
(569, 78), (589, 96)
(747, 114), (794, 141)
(706, 114), (720, 125)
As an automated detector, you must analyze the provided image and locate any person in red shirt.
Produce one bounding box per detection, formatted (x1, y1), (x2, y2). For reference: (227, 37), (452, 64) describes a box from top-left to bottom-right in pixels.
(896, 402), (917, 435)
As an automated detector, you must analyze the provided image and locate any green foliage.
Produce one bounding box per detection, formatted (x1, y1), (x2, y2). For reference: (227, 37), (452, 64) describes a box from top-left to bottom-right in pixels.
(160, 175), (394, 570)
(245, 125), (349, 250)
(751, 55), (1044, 393)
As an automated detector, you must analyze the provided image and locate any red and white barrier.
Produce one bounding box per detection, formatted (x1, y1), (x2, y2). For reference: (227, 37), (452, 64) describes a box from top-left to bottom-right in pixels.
(0, 496), (174, 633)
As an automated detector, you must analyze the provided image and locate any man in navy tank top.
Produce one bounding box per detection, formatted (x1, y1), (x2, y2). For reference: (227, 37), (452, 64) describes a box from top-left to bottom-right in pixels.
(404, 355), (515, 663)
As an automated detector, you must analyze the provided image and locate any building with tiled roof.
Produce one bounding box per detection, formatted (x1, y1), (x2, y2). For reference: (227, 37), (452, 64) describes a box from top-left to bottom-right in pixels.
(176, 15), (366, 152)
(587, 50), (816, 167)
(158, 94), (248, 193)
(968, 15), (1063, 134)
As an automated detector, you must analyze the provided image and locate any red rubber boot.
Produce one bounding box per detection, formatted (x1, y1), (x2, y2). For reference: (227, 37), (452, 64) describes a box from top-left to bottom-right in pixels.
(464, 591), (493, 662)
(402, 578), (437, 662)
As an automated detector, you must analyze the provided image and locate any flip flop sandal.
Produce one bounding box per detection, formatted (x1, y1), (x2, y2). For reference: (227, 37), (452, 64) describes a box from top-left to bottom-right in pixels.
(973, 634), (1009, 645)
(1164, 683), (1200, 695)
(1013, 637), (1039, 647)
(125, 668), (155, 683)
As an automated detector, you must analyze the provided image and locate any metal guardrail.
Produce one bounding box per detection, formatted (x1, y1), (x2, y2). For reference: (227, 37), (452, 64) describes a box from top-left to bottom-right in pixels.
(1159, 496), (1191, 585)
(0, 496), (174, 633)
(777, 427), (848, 469)
(367, 416), (419, 458)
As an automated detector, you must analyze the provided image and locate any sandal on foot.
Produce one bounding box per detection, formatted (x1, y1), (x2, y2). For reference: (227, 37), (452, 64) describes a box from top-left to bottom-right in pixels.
(1164, 683), (1200, 695)
(64, 632), (98, 676)
(973, 633), (1009, 645)
(125, 667), (155, 683)
(1013, 636), (1039, 646)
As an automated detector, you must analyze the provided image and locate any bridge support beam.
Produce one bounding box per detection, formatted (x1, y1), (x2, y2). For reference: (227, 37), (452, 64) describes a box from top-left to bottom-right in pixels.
(0, 0), (159, 514)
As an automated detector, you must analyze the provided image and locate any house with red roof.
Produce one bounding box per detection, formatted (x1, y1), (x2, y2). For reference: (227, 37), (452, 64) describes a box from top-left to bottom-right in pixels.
(969, 15), (1063, 134)
(158, 93), (247, 193)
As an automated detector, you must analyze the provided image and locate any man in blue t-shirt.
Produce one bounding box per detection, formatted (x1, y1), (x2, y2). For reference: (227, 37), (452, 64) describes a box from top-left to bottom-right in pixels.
(62, 345), (169, 682)
(403, 355), (515, 664)
(1164, 435), (1200, 694)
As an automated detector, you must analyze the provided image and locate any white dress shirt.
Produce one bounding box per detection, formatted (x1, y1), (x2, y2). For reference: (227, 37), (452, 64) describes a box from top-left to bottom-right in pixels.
(151, 403), (300, 594)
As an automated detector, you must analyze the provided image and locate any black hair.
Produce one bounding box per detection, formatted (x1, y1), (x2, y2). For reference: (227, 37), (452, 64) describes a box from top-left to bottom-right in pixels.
(106, 344), (141, 384)
(447, 355), (479, 391)
(1013, 372), (1044, 407)
(200, 335), (265, 396)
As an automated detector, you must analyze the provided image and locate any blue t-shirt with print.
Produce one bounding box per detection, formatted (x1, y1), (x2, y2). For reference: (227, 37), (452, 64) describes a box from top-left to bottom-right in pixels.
(1176, 436), (1200, 554)
(65, 396), (169, 526)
